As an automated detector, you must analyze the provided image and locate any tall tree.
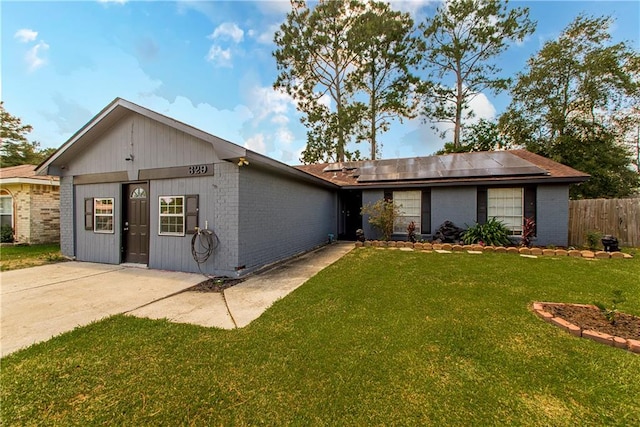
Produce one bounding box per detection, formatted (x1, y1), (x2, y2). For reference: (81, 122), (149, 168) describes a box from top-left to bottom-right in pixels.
(436, 118), (509, 154)
(501, 14), (640, 198)
(347, 1), (421, 160)
(1, 102), (53, 167)
(419, 0), (535, 149)
(274, 0), (365, 163)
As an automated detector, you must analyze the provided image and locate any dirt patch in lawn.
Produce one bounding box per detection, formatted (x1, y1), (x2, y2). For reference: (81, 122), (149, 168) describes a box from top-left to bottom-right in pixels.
(186, 277), (245, 293)
(542, 303), (640, 341)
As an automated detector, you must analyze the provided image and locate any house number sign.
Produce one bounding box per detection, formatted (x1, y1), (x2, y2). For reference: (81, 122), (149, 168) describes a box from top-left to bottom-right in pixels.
(188, 165), (208, 175)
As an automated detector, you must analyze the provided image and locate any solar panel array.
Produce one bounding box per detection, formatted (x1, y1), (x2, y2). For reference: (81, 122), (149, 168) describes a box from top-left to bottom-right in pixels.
(323, 152), (548, 182)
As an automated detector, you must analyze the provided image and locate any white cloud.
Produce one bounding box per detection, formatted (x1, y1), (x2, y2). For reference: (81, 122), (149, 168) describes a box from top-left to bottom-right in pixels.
(14, 28), (38, 43)
(209, 22), (244, 43)
(97, 0), (128, 4)
(255, 0), (292, 15)
(244, 133), (267, 153)
(205, 45), (232, 67)
(271, 114), (289, 125)
(249, 86), (295, 124)
(255, 24), (280, 45)
(26, 41), (50, 72)
(389, 0), (435, 16)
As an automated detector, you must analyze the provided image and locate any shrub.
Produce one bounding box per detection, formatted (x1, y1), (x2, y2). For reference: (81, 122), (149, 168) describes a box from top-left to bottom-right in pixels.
(584, 230), (602, 250)
(462, 218), (511, 246)
(594, 290), (626, 325)
(521, 217), (535, 247)
(407, 221), (417, 243)
(361, 199), (401, 241)
(1, 224), (14, 243)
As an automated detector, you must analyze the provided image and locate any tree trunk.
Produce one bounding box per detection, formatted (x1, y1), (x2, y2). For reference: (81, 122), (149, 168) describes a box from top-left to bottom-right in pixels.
(454, 64), (463, 149)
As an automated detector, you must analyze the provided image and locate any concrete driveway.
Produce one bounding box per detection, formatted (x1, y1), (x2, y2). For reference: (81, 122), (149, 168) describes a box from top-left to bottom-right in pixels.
(1, 262), (203, 357)
(1, 243), (354, 358)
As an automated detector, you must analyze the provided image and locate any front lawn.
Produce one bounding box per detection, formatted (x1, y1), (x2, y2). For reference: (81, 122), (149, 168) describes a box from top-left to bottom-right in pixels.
(0, 243), (64, 271)
(2, 249), (639, 425)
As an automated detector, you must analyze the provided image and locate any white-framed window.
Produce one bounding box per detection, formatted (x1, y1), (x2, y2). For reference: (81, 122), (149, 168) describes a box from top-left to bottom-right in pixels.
(94, 198), (114, 233)
(393, 190), (421, 234)
(159, 196), (185, 236)
(488, 188), (523, 235)
(0, 192), (13, 229)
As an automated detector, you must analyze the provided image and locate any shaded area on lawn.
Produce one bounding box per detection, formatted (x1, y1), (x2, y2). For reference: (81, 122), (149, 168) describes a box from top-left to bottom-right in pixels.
(1, 250), (639, 425)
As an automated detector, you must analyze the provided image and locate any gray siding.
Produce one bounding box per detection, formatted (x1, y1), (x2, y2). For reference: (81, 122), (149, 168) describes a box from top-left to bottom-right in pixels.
(59, 176), (75, 257)
(536, 185), (570, 247)
(361, 190), (385, 240)
(75, 183), (121, 264)
(237, 166), (337, 273)
(148, 162), (241, 276)
(62, 114), (220, 178)
(431, 187), (477, 231)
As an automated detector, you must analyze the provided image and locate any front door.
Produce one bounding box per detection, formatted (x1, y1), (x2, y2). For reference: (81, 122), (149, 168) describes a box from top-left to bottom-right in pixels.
(339, 190), (362, 240)
(123, 183), (149, 264)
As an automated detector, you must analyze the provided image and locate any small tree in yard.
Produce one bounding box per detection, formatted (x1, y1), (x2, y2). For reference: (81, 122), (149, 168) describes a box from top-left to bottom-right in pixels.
(361, 199), (401, 241)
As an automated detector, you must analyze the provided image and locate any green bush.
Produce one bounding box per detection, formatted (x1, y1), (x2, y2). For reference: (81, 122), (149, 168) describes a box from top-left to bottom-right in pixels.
(1, 224), (14, 243)
(361, 199), (401, 241)
(462, 218), (512, 246)
(584, 230), (602, 250)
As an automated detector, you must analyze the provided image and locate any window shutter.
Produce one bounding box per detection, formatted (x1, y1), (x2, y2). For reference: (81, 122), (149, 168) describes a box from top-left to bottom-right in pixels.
(383, 190), (393, 202)
(524, 186), (537, 234)
(477, 187), (488, 224)
(84, 198), (93, 230)
(421, 189), (431, 234)
(185, 195), (199, 234)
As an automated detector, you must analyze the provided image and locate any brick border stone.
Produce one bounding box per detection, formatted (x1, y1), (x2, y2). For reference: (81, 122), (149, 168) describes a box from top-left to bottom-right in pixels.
(356, 242), (633, 260)
(532, 302), (639, 354)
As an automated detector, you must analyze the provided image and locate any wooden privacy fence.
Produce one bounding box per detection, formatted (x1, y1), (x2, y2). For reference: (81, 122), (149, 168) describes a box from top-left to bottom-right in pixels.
(568, 198), (640, 248)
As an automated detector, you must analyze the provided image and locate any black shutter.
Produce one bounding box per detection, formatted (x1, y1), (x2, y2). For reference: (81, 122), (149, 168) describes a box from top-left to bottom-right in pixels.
(477, 187), (488, 224)
(185, 195), (199, 234)
(421, 189), (431, 234)
(524, 186), (537, 234)
(84, 198), (93, 230)
(384, 190), (393, 202)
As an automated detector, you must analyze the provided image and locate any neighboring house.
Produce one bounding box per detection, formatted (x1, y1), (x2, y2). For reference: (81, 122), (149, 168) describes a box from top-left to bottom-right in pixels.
(0, 164), (60, 244)
(297, 151), (589, 247)
(37, 98), (588, 275)
(36, 98), (338, 277)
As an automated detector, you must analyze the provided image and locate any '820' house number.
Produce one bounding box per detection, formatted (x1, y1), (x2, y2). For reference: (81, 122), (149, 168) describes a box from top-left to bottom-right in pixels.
(188, 165), (208, 175)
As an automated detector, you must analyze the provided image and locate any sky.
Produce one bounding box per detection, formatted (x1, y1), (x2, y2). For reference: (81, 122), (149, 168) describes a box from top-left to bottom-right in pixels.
(1, 0), (639, 165)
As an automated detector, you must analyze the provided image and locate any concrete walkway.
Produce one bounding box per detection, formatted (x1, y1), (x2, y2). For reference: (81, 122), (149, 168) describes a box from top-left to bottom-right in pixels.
(129, 242), (353, 328)
(1, 243), (353, 357)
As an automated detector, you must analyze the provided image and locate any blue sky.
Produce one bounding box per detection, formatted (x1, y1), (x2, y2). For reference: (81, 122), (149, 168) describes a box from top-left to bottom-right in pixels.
(2, 0), (638, 165)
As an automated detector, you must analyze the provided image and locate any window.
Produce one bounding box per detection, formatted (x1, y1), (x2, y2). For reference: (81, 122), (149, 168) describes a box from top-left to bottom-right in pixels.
(0, 192), (13, 229)
(159, 196), (185, 236)
(393, 190), (421, 234)
(94, 198), (114, 233)
(488, 188), (523, 235)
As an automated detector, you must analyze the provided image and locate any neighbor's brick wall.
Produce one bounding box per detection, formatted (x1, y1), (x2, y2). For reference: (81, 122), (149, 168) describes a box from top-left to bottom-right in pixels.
(3, 183), (60, 244)
(29, 184), (60, 244)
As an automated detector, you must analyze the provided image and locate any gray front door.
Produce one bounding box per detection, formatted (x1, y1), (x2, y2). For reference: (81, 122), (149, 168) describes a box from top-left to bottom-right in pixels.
(123, 183), (149, 264)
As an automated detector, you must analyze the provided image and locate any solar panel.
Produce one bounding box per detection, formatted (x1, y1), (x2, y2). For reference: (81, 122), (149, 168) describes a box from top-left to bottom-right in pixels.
(356, 152), (548, 182)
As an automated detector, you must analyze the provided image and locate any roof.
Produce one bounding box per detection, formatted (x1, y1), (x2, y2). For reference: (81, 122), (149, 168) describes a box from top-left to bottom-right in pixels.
(295, 150), (589, 188)
(35, 98), (337, 189)
(0, 164), (60, 186)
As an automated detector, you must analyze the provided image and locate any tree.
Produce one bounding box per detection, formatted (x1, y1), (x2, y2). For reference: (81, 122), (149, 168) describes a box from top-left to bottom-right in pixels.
(347, 1), (421, 160)
(361, 198), (401, 241)
(501, 14), (640, 198)
(419, 0), (535, 149)
(274, 0), (365, 163)
(436, 118), (509, 154)
(1, 102), (53, 167)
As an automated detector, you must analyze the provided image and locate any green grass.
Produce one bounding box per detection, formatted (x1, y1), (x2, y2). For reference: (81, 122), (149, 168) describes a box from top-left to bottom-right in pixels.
(2, 249), (639, 425)
(0, 243), (64, 271)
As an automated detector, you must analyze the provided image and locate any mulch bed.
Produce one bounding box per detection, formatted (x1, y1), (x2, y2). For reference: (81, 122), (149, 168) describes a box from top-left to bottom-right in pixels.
(542, 303), (640, 341)
(186, 278), (245, 293)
